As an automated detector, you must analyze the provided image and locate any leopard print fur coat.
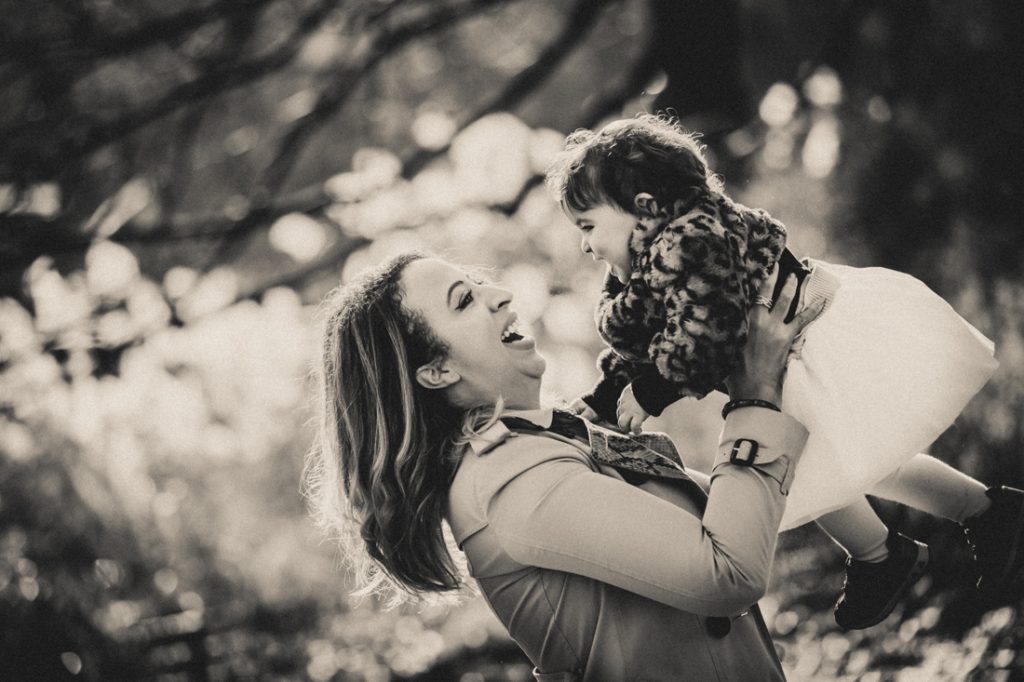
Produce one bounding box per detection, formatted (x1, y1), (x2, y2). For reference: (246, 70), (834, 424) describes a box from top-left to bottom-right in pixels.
(584, 190), (787, 419)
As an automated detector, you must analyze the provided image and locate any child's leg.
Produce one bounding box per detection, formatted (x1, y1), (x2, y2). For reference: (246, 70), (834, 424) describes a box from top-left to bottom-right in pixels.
(870, 453), (991, 523)
(819, 497), (930, 630)
(815, 497), (890, 562)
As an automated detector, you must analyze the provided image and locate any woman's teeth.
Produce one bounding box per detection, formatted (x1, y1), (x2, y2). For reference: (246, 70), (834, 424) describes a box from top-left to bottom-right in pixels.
(501, 319), (524, 343)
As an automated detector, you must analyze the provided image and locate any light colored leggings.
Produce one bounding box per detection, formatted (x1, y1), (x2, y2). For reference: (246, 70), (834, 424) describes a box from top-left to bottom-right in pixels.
(816, 453), (990, 560)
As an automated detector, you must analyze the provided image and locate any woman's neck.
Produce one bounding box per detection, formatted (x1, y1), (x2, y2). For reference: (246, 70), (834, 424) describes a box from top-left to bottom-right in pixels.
(503, 396), (542, 411)
(451, 380), (542, 412)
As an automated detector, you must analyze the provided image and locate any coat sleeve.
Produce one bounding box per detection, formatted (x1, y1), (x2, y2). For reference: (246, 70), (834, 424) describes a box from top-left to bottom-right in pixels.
(486, 409), (809, 616)
(643, 220), (750, 400)
(580, 348), (642, 422)
(580, 271), (654, 422)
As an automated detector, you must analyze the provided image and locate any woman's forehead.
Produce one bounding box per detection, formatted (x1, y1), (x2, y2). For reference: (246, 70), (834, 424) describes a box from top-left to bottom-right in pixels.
(402, 257), (459, 288)
(400, 258), (466, 312)
(402, 258), (493, 288)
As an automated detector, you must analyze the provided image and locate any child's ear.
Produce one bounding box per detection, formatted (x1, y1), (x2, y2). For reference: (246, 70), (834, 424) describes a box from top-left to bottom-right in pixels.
(633, 193), (659, 217)
(415, 360), (461, 391)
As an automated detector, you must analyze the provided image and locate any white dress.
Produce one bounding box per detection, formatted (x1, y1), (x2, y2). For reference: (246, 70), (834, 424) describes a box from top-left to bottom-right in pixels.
(777, 260), (999, 530)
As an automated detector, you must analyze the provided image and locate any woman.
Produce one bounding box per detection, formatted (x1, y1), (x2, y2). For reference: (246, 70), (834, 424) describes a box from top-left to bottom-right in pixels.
(305, 252), (821, 681)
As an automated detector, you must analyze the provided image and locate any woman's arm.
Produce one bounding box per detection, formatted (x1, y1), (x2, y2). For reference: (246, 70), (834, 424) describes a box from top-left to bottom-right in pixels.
(488, 408), (808, 616)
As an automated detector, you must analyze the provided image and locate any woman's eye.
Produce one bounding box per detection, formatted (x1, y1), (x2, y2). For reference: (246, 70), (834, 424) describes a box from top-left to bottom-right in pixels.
(457, 291), (473, 310)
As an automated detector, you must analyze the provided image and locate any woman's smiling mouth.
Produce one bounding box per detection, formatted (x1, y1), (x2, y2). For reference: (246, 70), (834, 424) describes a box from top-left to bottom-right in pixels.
(499, 314), (536, 349)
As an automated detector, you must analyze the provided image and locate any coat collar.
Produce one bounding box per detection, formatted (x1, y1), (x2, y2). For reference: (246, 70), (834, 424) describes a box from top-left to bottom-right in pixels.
(467, 406), (554, 455)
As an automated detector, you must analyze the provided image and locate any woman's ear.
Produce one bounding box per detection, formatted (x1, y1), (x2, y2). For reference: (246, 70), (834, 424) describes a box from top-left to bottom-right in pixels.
(633, 192), (659, 217)
(415, 360), (460, 390)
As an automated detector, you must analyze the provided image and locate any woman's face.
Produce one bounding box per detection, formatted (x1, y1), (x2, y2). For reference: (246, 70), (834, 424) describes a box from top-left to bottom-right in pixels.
(400, 258), (546, 409)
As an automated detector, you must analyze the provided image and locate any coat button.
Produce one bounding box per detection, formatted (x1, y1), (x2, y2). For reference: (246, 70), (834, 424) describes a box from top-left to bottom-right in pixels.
(706, 616), (731, 638)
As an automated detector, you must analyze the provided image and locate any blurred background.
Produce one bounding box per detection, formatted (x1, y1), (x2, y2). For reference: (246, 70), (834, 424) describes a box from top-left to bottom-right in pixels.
(1, 0), (1023, 679)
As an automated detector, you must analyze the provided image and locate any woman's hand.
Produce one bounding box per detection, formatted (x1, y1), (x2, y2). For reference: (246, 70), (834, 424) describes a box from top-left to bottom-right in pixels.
(726, 271), (824, 404)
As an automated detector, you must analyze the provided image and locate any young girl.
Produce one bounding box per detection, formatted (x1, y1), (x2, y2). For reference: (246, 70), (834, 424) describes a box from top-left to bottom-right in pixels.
(545, 114), (1024, 630)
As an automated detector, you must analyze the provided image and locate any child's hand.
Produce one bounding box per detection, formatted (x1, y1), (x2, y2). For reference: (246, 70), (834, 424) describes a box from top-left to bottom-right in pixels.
(616, 384), (649, 434)
(568, 397), (599, 422)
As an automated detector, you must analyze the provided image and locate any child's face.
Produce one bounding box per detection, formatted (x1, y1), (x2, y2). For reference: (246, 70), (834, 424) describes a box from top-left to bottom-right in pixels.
(570, 203), (635, 282)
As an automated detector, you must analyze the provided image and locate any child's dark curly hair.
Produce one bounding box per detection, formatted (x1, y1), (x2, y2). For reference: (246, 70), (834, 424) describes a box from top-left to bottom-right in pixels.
(545, 114), (723, 218)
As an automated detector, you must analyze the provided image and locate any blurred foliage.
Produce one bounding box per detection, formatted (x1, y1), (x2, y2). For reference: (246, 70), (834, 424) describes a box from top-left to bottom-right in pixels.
(1, 0), (1023, 680)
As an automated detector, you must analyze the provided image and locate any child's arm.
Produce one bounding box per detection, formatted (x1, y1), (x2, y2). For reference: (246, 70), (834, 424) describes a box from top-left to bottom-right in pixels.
(628, 365), (687, 416)
(585, 353), (685, 432)
(587, 271), (690, 425)
(612, 368), (683, 433)
(578, 348), (643, 424)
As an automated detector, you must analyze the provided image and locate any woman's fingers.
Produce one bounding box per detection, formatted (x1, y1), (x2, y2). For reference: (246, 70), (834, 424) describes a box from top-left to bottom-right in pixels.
(790, 297), (828, 334)
(772, 274), (798, 320)
(758, 263), (779, 296)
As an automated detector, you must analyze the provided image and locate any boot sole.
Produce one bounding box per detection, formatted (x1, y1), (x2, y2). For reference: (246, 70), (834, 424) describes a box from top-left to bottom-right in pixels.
(836, 544), (930, 630)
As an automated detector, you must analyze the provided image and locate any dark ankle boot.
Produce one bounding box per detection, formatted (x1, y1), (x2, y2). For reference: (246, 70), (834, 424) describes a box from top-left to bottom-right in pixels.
(963, 485), (1024, 598)
(834, 529), (929, 630)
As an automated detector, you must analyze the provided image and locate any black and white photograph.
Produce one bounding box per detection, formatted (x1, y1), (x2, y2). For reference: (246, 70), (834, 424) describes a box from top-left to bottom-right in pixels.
(1, 0), (1023, 679)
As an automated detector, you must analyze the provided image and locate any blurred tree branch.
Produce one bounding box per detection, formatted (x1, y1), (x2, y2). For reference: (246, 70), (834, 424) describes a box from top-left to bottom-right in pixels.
(495, 41), (660, 216)
(648, 0), (751, 131)
(238, 233), (371, 302)
(204, 0), (528, 266)
(400, 0), (618, 179)
(256, 0), (524, 195)
(12, 0), (341, 168)
(0, 0), (655, 288)
(160, 7), (277, 218)
(0, 0), (278, 64)
(242, 34), (657, 299)
(212, 0), (613, 267)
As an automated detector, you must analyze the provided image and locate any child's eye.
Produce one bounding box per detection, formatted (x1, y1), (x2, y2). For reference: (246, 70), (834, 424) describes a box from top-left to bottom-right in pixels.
(579, 225), (593, 233)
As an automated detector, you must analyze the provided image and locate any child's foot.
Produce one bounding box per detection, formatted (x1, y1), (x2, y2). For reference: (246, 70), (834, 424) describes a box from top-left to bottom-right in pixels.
(963, 485), (1024, 598)
(834, 530), (929, 630)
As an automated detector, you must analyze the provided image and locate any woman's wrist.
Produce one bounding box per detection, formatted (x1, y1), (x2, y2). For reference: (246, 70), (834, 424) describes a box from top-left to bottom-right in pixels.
(722, 398), (781, 419)
(726, 377), (783, 404)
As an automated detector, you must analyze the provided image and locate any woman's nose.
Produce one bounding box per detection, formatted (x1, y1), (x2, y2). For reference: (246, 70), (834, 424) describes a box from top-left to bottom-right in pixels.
(482, 284), (512, 311)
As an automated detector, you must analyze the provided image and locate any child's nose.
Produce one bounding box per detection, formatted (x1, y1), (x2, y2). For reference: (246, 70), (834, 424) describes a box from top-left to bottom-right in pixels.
(580, 236), (591, 255)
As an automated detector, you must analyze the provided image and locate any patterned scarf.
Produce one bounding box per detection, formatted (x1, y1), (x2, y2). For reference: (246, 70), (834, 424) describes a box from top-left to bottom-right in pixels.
(595, 190), (788, 398)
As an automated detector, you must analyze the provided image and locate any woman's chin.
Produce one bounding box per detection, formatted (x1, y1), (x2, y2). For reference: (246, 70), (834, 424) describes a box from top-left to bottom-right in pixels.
(505, 342), (546, 379)
(527, 354), (547, 379)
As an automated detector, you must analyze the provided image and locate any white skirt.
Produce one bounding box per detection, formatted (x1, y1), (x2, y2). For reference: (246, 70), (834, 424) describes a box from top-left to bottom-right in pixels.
(779, 261), (998, 530)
